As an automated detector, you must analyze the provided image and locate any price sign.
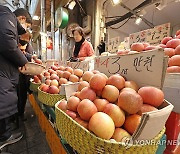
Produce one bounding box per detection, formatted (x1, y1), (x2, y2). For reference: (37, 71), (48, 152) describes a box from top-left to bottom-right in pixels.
(129, 30), (147, 47)
(146, 23), (170, 45)
(94, 49), (166, 88)
(67, 61), (90, 71)
(107, 37), (120, 53)
(129, 23), (171, 47)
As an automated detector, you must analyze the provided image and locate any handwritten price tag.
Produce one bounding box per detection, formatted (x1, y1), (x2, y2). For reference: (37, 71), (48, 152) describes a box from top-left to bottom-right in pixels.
(94, 49), (166, 88)
(67, 61), (90, 71)
(129, 23), (170, 47)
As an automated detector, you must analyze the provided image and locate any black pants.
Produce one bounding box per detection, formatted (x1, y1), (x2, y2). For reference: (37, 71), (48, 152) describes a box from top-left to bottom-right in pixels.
(0, 118), (11, 142)
(17, 74), (31, 116)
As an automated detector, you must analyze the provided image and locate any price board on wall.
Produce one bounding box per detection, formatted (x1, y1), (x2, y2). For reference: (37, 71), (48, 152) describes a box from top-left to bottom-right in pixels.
(129, 23), (171, 47)
(67, 61), (90, 72)
(94, 49), (166, 88)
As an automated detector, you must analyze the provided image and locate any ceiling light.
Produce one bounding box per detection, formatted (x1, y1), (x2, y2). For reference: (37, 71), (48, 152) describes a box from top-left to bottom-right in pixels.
(68, 1), (76, 10)
(156, 0), (167, 10)
(32, 15), (40, 20)
(135, 18), (142, 25)
(138, 9), (146, 17)
(111, 0), (122, 6)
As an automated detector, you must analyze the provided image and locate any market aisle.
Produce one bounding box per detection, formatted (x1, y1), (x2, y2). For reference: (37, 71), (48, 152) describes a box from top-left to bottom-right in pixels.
(1, 101), (51, 154)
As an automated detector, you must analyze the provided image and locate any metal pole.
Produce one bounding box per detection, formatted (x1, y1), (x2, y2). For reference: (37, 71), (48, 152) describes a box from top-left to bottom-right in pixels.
(51, 0), (55, 59)
(41, 0), (47, 60)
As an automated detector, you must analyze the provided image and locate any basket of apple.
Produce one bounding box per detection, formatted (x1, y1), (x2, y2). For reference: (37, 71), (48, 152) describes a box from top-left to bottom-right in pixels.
(38, 65), (84, 106)
(55, 71), (166, 154)
(30, 74), (44, 92)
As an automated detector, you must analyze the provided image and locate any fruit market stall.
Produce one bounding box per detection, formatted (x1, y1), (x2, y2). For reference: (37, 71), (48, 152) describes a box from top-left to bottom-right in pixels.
(28, 48), (175, 154)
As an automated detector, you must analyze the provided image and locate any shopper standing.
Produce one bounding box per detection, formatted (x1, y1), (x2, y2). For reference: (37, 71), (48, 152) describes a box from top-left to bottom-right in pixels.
(0, 6), (29, 150)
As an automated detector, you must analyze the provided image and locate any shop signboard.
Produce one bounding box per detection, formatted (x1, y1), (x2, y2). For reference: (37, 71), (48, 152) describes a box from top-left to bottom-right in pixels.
(129, 23), (171, 47)
(94, 48), (167, 88)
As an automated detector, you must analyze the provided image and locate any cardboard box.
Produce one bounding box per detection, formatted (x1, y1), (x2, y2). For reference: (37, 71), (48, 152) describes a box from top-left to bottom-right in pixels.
(163, 73), (180, 113)
(132, 100), (173, 140)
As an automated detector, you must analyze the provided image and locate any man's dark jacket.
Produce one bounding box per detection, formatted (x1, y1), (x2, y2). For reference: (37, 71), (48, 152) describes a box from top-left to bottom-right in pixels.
(0, 5), (28, 119)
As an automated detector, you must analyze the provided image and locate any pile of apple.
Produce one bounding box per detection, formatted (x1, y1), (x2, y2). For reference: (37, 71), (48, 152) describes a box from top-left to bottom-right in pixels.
(38, 65), (84, 94)
(57, 71), (164, 142)
(117, 29), (180, 73)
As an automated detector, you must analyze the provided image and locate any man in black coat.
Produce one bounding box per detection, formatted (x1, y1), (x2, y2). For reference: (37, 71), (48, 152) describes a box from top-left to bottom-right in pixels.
(0, 6), (30, 150)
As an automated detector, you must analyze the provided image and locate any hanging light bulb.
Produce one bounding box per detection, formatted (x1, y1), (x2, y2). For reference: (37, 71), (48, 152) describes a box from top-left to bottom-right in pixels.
(68, 1), (76, 10)
(135, 18), (142, 25)
(111, 0), (122, 6)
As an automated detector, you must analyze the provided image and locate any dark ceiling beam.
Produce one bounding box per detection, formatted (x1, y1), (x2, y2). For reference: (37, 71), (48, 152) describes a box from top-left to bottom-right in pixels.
(105, 0), (161, 27)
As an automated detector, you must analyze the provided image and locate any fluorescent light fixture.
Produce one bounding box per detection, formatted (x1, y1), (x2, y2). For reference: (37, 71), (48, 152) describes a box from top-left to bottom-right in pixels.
(111, 0), (122, 6)
(156, 0), (167, 10)
(32, 15), (40, 20)
(40, 32), (47, 36)
(138, 9), (146, 17)
(135, 18), (142, 25)
(68, 1), (76, 10)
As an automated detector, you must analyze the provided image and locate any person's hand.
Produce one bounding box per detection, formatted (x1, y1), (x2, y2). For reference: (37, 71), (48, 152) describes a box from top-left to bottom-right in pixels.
(19, 64), (27, 73)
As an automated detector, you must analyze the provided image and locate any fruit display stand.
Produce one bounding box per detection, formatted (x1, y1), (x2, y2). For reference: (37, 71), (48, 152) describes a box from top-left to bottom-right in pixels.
(163, 73), (180, 154)
(28, 93), (76, 154)
(55, 102), (166, 154)
(54, 49), (173, 154)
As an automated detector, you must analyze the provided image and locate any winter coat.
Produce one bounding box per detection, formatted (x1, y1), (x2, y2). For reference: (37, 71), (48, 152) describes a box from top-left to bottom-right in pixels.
(0, 5), (28, 119)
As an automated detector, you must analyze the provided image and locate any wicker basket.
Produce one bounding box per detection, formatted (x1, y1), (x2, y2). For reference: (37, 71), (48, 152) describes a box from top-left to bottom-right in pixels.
(55, 102), (165, 154)
(38, 87), (65, 107)
(30, 81), (41, 92)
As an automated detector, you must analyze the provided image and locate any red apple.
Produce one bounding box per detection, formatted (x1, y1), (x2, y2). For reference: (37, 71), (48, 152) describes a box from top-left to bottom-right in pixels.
(48, 85), (59, 94)
(103, 104), (125, 127)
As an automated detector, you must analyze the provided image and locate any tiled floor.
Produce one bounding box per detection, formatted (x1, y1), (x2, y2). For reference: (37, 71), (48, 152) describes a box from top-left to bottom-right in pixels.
(1, 102), (51, 154)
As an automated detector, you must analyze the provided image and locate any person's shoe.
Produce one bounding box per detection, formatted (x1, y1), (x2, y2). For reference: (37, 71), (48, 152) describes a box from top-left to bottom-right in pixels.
(0, 133), (23, 150)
